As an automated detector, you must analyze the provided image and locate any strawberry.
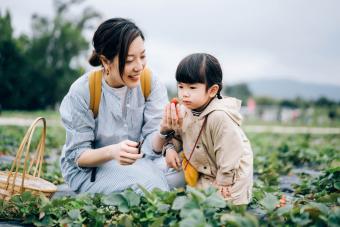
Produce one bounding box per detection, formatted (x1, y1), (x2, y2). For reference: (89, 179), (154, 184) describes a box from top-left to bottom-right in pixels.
(171, 97), (179, 105)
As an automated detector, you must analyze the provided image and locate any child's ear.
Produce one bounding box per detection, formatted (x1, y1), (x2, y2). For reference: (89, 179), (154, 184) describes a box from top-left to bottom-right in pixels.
(208, 84), (219, 98)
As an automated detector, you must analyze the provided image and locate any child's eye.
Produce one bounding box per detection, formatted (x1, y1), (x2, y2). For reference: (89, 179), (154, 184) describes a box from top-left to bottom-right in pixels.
(178, 85), (183, 89)
(141, 55), (146, 59)
(189, 86), (196, 89)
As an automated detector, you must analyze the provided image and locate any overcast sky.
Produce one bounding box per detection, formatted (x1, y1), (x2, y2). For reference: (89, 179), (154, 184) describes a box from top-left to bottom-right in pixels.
(1, 0), (339, 87)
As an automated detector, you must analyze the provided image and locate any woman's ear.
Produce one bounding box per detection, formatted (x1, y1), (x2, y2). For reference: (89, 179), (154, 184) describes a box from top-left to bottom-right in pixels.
(208, 84), (219, 98)
(99, 55), (109, 68)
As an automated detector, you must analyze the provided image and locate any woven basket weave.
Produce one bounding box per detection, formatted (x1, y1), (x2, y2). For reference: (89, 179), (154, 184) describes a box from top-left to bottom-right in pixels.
(0, 117), (57, 200)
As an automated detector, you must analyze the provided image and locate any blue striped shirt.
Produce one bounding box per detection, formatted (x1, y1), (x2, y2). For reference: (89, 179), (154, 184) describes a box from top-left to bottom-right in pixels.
(59, 69), (172, 193)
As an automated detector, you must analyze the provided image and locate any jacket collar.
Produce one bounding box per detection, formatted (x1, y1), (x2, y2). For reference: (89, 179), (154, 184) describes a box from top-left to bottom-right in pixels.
(184, 96), (243, 125)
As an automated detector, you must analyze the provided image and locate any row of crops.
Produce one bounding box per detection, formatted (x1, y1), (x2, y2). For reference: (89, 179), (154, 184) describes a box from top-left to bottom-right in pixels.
(0, 125), (339, 226)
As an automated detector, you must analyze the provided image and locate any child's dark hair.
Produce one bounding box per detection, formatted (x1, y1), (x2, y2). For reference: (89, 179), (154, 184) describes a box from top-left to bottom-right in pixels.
(175, 53), (223, 99)
(89, 18), (144, 77)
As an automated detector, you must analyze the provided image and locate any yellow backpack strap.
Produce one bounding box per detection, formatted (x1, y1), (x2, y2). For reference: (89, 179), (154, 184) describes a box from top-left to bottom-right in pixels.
(89, 70), (102, 118)
(140, 68), (152, 101)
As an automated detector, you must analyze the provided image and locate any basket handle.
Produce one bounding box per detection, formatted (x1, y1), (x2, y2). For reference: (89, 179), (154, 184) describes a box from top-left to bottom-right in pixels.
(6, 117), (46, 194)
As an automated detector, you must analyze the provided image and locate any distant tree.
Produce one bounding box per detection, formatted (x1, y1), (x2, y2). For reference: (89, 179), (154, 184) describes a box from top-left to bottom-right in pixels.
(0, 11), (28, 109)
(224, 83), (252, 103)
(279, 97), (310, 108)
(279, 99), (298, 108)
(314, 97), (336, 107)
(254, 96), (278, 106)
(0, 0), (100, 110)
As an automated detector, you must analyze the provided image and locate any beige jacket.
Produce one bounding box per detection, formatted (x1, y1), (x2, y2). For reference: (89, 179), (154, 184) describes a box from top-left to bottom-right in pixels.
(179, 97), (253, 205)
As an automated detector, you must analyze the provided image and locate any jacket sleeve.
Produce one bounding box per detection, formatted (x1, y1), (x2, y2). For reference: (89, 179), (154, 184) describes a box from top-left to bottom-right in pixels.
(209, 111), (244, 186)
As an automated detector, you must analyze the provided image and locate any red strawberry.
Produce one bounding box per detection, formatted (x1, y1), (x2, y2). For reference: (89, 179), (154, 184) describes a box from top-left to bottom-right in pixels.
(171, 97), (179, 105)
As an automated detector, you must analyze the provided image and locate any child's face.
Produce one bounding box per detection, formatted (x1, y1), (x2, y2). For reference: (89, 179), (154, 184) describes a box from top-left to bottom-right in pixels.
(177, 82), (216, 110)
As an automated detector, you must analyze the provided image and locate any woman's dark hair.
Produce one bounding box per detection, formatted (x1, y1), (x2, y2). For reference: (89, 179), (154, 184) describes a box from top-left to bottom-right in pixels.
(175, 53), (223, 99)
(89, 18), (144, 77)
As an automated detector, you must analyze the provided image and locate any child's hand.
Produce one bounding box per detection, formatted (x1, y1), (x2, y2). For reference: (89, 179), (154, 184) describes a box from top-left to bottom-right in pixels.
(218, 185), (231, 198)
(212, 181), (231, 199)
(165, 149), (181, 170)
(160, 100), (183, 133)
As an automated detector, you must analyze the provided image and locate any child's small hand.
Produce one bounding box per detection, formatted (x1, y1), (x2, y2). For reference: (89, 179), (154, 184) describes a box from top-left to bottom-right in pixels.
(165, 149), (181, 170)
(160, 100), (183, 133)
(218, 185), (231, 198)
(212, 181), (231, 198)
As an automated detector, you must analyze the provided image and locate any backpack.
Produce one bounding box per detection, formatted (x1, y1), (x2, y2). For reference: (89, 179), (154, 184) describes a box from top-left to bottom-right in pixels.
(88, 68), (152, 182)
(89, 67), (152, 118)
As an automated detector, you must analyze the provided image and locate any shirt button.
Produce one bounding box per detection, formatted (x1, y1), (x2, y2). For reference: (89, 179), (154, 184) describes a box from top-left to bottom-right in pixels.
(203, 166), (207, 169)
(196, 145), (200, 149)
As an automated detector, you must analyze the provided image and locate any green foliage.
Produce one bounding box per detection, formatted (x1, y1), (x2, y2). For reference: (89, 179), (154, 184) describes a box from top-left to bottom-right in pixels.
(0, 125), (65, 184)
(294, 167), (340, 202)
(0, 0), (100, 110)
(0, 187), (249, 226)
(1, 126), (339, 225)
(224, 83), (252, 104)
(0, 125), (65, 155)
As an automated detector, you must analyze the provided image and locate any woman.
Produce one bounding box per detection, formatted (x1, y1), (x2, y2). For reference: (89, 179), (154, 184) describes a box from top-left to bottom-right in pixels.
(59, 18), (184, 194)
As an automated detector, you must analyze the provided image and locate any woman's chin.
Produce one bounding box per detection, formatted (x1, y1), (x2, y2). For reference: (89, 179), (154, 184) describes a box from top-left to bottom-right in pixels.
(125, 79), (140, 88)
(125, 76), (139, 86)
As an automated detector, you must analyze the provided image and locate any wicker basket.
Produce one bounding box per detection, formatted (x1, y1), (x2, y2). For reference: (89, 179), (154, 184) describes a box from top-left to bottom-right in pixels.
(0, 117), (57, 200)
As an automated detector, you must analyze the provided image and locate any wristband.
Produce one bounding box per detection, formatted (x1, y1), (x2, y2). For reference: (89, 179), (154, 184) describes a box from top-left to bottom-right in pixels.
(162, 142), (176, 157)
(159, 130), (175, 140)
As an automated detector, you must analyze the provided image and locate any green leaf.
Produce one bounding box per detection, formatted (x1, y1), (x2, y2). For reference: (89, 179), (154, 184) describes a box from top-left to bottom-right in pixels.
(180, 202), (201, 219)
(157, 203), (170, 213)
(102, 193), (125, 206)
(21, 191), (33, 201)
(259, 193), (279, 212)
(291, 212), (311, 226)
(327, 166), (340, 173)
(150, 216), (166, 227)
(68, 209), (80, 220)
(123, 190), (140, 207)
(204, 193), (226, 208)
(204, 186), (218, 196)
(276, 204), (293, 216)
(117, 214), (134, 227)
(102, 193), (130, 213)
(220, 212), (259, 227)
(138, 184), (156, 201)
(187, 186), (206, 203)
(179, 209), (206, 227)
(334, 182), (340, 190)
(303, 202), (330, 216)
(172, 196), (189, 210)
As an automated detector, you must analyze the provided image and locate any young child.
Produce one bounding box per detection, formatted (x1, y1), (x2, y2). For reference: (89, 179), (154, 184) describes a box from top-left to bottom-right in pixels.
(161, 53), (253, 205)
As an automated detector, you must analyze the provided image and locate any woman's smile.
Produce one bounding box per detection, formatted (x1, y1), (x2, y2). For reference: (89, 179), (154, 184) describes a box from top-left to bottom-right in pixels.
(128, 75), (140, 81)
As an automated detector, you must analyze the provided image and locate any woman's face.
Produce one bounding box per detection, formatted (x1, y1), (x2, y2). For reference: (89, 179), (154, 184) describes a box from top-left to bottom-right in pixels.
(106, 36), (146, 88)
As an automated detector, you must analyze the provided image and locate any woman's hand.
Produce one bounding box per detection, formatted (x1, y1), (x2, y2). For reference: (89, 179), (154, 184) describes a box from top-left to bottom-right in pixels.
(165, 149), (181, 170)
(160, 103), (183, 133)
(111, 140), (144, 165)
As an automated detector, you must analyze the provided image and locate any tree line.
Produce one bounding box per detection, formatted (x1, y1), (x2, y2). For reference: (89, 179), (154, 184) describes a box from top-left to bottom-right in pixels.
(0, 0), (100, 110)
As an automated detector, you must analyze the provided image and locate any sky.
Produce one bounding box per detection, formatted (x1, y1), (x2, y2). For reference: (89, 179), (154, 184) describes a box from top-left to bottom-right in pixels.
(1, 0), (339, 88)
